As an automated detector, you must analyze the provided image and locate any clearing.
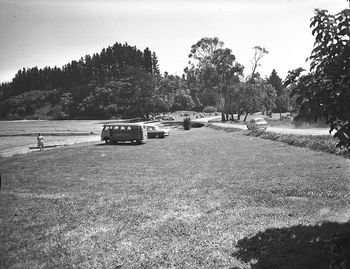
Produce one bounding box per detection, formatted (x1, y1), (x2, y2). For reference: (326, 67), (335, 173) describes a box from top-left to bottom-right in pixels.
(0, 127), (349, 268)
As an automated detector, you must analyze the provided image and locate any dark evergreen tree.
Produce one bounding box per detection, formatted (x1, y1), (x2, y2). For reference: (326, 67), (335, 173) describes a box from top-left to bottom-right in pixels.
(152, 52), (160, 75)
(267, 69), (283, 96)
(143, 47), (153, 73)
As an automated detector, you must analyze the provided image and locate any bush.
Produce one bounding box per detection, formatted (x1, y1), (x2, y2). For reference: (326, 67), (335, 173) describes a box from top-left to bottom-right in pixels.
(203, 106), (217, 113)
(183, 117), (191, 130)
(191, 122), (205, 128)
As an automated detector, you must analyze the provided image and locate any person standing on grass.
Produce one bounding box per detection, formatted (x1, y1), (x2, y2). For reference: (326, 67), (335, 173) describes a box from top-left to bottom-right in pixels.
(37, 133), (44, 150)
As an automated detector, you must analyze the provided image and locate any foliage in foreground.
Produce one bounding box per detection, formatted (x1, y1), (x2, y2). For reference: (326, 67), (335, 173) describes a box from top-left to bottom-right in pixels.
(285, 8), (350, 149)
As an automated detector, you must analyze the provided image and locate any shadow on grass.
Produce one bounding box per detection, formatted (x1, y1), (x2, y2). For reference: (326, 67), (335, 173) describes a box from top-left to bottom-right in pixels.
(232, 221), (350, 269)
(207, 124), (243, 133)
(94, 142), (145, 146)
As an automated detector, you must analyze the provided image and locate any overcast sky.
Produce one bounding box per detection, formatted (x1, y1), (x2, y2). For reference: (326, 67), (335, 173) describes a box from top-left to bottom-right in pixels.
(0, 0), (347, 83)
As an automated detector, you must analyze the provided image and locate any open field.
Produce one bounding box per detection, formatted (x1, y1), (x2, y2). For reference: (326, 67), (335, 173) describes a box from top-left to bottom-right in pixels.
(1, 126), (350, 268)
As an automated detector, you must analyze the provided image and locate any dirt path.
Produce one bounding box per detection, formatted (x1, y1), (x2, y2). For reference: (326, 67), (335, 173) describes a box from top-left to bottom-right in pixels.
(205, 120), (334, 136)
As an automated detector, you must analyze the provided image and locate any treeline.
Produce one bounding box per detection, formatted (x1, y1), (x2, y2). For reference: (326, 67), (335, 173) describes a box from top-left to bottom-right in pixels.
(0, 7), (348, 149)
(0, 40), (293, 121)
(0, 42), (166, 119)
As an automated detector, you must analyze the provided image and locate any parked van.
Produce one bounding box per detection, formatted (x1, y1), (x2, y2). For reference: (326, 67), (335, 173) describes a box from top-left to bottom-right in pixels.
(101, 123), (148, 144)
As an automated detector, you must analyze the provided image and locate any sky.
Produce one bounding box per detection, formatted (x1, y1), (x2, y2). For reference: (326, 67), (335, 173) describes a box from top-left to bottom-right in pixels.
(0, 0), (348, 83)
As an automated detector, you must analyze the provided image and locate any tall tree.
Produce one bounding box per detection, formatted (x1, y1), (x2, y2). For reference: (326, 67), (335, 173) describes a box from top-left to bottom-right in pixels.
(239, 46), (271, 122)
(151, 52), (160, 75)
(143, 47), (153, 73)
(186, 37), (243, 121)
(250, 46), (268, 82)
(267, 69), (283, 96)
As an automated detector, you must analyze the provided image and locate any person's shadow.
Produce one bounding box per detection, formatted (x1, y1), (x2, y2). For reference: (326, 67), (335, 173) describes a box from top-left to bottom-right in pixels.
(232, 221), (350, 269)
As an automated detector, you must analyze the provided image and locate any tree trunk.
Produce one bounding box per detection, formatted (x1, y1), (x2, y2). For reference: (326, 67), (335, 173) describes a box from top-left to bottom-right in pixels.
(243, 113), (248, 122)
(221, 111), (226, 121)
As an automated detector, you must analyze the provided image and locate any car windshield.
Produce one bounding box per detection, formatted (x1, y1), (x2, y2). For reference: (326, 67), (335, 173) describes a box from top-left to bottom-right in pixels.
(255, 118), (264, 122)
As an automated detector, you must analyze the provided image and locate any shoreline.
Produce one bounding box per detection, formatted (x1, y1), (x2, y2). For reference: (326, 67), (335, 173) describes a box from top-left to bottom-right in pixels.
(0, 135), (100, 158)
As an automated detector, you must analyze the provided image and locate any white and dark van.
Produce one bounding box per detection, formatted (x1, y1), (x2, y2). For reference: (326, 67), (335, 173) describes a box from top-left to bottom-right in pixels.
(101, 123), (148, 144)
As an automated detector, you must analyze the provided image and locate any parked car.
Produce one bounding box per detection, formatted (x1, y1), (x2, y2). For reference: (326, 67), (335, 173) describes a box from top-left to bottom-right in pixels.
(247, 118), (268, 130)
(146, 125), (170, 138)
(162, 115), (170, 120)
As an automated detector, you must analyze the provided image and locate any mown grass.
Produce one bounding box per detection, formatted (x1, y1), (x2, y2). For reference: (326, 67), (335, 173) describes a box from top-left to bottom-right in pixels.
(1, 127), (349, 268)
(246, 129), (349, 156)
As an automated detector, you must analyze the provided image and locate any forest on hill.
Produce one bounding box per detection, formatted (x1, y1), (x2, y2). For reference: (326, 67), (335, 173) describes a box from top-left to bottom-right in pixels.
(0, 42), (170, 120)
(0, 40), (292, 121)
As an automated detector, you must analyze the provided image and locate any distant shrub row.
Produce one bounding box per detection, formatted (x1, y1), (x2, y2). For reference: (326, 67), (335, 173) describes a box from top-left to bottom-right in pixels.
(246, 129), (348, 155)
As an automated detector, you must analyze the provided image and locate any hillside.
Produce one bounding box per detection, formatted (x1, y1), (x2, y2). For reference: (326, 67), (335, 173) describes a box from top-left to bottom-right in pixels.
(0, 42), (161, 120)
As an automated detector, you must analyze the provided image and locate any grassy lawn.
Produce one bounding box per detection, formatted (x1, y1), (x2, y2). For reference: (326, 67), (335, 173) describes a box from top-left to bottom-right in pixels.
(1, 127), (349, 268)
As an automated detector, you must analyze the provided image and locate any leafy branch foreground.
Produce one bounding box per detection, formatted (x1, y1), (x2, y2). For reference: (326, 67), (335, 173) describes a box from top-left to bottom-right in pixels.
(246, 129), (349, 156)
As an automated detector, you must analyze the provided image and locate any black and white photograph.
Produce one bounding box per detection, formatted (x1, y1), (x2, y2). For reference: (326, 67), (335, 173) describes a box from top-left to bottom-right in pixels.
(0, 0), (349, 268)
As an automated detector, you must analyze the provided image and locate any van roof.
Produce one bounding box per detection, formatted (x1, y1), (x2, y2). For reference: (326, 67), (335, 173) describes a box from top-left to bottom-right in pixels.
(103, 122), (145, 127)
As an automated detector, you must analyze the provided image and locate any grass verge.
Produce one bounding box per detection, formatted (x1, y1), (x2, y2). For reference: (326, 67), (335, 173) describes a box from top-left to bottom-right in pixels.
(245, 129), (349, 156)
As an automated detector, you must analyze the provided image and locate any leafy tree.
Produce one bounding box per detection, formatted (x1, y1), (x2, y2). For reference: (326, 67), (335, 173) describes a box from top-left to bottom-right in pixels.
(186, 37), (243, 121)
(284, 68), (323, 123)
(58, 93), (75, 117)
(275, 89), (291, 118)
(309, 8), (350, 148)
(262, 83), (277, 113)
(239, 81), (264, 121)
(285, 8), (350, 148)
(0, 90), (52, 119)
(172, 89), (194, 111)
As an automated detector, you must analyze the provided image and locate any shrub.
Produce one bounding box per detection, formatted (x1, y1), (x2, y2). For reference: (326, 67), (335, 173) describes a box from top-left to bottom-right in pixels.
(183, 117), (191, 130)
(191, 122), (205, 128)
(203, 106), (217, 113)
